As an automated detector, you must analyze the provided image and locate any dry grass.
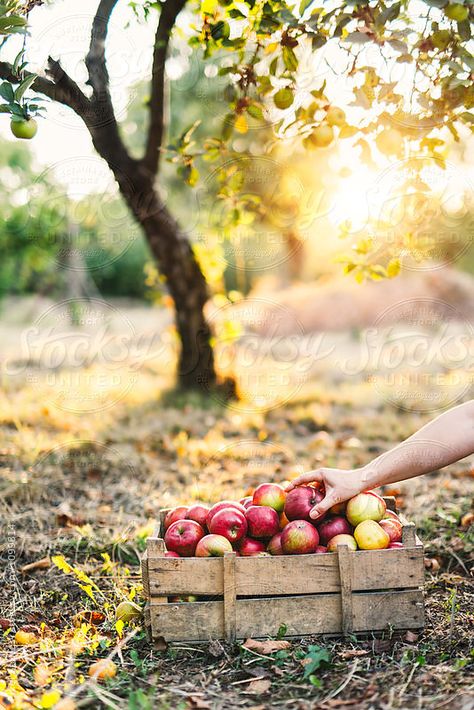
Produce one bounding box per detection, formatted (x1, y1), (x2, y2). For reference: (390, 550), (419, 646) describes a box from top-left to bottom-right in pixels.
(1, 301), (473, 709)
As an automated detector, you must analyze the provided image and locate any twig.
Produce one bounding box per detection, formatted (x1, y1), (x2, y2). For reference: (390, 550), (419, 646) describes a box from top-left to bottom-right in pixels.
(319, 659), (359, 705)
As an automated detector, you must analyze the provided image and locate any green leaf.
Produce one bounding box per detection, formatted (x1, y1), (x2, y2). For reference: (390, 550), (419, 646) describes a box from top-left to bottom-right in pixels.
(377, 2), (401, 25)
(274, 87), (294, 109)
(0, 104), (12, 114)
(247, 103), (264, 120)
(283, 45), (298, 72)
(311, 34), (326, 50)
(15, 74), (37, 103)
(0, 82), (14, 102)
(457, 19), (471, 40)
(302, 645), (331, 678)
(459, 111), (474, 123)
(221, 113), (235, 140)
(12, 49), (24, 75)
(299, 0), (313, 15)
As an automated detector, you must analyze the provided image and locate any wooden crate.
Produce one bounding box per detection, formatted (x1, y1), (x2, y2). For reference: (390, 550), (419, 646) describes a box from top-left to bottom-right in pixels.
(142, 498), (424, 643)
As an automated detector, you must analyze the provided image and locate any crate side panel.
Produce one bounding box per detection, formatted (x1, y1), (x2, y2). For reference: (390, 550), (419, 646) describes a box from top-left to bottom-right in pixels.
(148, 548), (424, 596)
(149, 589), (424, 642)
(150, 600), (224, 642)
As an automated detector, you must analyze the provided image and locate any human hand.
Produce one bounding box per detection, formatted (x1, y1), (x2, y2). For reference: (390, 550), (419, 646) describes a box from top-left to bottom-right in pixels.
(285, 467), (366, 520)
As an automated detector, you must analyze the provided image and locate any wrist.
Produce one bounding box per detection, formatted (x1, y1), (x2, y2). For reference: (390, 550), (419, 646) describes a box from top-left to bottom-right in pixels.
(357, 464), (381, 492)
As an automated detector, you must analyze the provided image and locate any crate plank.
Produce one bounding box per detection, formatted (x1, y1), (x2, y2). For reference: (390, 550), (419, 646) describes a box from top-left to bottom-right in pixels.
(147, 547), (424, 597)
(223, 552), (237, 642)
(149, 589), (424, 642)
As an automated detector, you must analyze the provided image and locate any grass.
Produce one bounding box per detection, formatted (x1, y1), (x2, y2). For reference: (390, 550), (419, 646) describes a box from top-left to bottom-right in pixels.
(1, 351), (473, 709)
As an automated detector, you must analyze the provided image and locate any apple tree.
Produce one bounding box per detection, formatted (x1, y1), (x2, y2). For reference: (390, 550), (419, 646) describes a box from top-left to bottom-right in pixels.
(0, 0), (472, 389)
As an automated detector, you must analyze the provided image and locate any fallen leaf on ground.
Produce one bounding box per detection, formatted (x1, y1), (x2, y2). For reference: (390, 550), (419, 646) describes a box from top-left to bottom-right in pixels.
(21, 557), (51, 574)
(405, 631), (419, 643)
(339, 649), (370, 659)
(242, 638), (291, 655)
(187, 694), (211, 709)
(245, 679), (271, 694)
(460, 512), (473, 528)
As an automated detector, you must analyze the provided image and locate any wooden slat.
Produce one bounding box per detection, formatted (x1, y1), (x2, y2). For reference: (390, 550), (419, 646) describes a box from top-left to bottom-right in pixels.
(147, 538), (169, 643)
(223, 553), (237, 643)
(149, 589), (424, 642)
(399, 513), (418, 548)
(141, 550), (150, 599)
(337, 545), (354, 635)
(147, 547), (424, 597)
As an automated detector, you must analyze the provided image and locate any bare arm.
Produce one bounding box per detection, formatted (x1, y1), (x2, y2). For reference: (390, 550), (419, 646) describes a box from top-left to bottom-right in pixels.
(286, 401), (474, 519)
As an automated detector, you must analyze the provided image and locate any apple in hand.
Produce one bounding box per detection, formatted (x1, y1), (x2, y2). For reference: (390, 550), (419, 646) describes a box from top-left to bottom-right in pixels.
(317, 516), (352, 546)
(327, 534), (357, 552)
(206, 501), (246, 527)
(195, 534), (233, 557)
(284, 486), (325, 522)
(186, 504), (210, 528)
(267, 532), (283, 556)
(354, 520), (390, 550)
(238, 537), (267, 556)
(164, 506), (188, 530)
(346, 492), (386, 526)
(209, 507), (248, 543)
(379, 518), (402, 543)
(281, 520), (320, 554)
(252, 483), (286, 513)
(164, 519), (205, 556)
(246, 505), (280, 539)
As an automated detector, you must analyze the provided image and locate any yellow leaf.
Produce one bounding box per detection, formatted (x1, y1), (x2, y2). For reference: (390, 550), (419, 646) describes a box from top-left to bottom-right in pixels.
(40, 689), (61, 708)
(115, 619), (125, 638)
(387, 258), (401, 278)
(52, 555), (73, 575)
(234, 114), (248, 134)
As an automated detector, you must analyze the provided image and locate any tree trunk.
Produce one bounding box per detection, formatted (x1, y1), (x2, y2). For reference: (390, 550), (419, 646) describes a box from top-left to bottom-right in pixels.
(105, 155), (216, 390)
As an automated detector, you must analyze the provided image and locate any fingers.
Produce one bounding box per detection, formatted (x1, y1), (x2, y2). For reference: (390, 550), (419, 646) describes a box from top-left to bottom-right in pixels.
(309, 492), (336, 521)
(285, 469), (323, 492)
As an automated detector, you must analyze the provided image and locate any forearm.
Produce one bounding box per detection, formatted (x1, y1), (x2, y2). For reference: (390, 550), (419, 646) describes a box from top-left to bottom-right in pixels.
(360, 401), (474, 490)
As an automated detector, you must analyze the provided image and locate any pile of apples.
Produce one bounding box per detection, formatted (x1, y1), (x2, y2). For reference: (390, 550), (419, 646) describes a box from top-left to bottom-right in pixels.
(163, 484), (404, 558)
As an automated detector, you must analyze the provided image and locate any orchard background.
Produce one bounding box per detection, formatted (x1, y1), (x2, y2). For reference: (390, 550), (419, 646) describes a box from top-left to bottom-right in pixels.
(0, 0), (473, 708)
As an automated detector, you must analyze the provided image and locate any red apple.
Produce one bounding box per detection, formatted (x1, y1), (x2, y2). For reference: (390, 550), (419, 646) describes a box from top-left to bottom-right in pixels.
(379, 518), (402, 543)
(240, 496), (253, 509)
(246, 505), (280, 539)
(164, 551), (180, 558)
(252, 483), (286, 513)
(329, 501), (346, 515)
(195, 534), (233, 557)
(279, 510), (290, 529)
(186, 504), (210, 528)
(346, 492), (386, 526)
(281, 520), (320, 554)
(209, 507), (248, 543)
(388, 541), (404, 549)
(354, 520), (390, 550)
(164, 519), (205, 557)
(238, 537), (266, 556)
(316, 516), (352, 546)
(383, 509), (401, 521)
(284, 486), (326, 522)
(326, 534), (357, 552)
(267, 532), (283, 556)
(206, 501), (246, 527)
(164, 506), (188, 531)
(315, 545), (327, 554)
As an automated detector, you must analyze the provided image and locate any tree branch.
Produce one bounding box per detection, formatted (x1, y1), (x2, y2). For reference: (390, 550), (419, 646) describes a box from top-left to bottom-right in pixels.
(142, 0), (187, 176)
(85, 0), (119, 105)
(0, 58), (89, 115)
